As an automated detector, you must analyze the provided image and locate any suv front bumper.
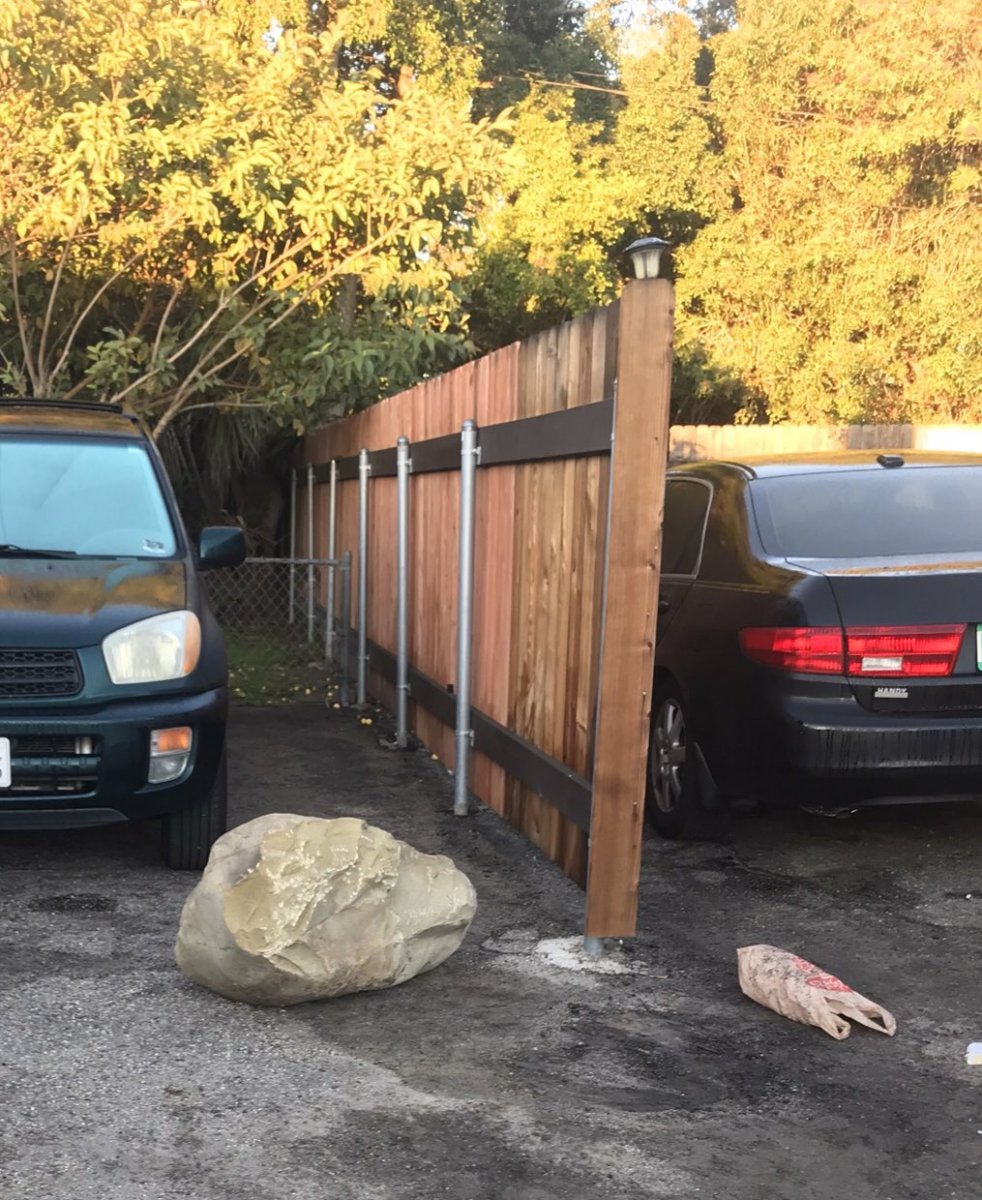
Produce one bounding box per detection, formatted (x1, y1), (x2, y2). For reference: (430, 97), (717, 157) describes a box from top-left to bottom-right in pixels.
(0, 686), (227, 829)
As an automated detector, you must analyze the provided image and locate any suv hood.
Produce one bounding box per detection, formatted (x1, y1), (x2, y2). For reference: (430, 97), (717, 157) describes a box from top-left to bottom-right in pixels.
(0, 559), (187, 648)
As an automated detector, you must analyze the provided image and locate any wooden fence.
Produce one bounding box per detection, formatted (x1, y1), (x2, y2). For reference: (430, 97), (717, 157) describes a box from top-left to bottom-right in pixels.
(669, 423), (982, 461)
(298, 280), (673, 938)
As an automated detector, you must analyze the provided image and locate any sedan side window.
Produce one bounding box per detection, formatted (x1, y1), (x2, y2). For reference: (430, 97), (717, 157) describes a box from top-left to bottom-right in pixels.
(661, 479), (712, 576)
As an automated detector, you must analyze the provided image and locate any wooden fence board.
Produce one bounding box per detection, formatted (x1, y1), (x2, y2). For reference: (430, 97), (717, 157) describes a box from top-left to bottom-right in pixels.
(667, 422), (976, 463)
(585, 280), (673, 936)
(503, 307), (620, 879)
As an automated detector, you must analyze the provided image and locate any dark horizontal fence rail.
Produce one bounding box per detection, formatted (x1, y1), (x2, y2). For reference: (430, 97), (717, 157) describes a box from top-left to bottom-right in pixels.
(354, 632), (594, 831)
(316, 397), (614, 483)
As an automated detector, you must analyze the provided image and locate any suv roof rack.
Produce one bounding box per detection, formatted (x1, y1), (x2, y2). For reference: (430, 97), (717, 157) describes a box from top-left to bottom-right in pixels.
(0, 397), (127, 415)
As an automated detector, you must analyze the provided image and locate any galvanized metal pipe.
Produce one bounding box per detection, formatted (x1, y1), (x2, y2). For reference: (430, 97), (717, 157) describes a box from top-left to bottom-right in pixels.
(340, 550), (353, 708)
(306, 463), (315, 643)
(326, 459), (338, 664)
(585, 383), (617, 947)
(454, 420), (478, 816)
(396, 436), (411, 748)
(591, 381), (618, 761)
(357, 448), (370, 707)
(288, 467), (297, 624)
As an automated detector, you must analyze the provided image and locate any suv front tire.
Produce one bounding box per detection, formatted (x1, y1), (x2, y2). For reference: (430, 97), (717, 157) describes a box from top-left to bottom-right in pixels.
(161, 747), (227, 870)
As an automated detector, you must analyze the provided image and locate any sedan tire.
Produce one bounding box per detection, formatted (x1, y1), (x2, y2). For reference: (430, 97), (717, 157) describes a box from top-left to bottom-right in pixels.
(647, 680), (728, 840)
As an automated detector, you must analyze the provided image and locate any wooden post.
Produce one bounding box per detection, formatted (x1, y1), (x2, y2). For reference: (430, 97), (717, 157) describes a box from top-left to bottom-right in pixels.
(585, 278), (674, 938)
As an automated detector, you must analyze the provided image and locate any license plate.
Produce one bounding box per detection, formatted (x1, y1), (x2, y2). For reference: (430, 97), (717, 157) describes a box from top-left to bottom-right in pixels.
(0, 737), (10, 789)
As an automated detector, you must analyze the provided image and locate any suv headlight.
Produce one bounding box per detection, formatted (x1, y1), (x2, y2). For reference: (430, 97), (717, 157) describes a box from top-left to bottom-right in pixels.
(103, 611), (202, 685)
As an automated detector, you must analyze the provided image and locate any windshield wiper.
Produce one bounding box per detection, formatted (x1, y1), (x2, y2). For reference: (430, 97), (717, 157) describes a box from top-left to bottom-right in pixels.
(0, 544), (79, 559)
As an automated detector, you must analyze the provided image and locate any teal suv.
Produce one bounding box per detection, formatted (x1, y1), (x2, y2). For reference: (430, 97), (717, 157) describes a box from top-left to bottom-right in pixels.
(0, 400), (245, 868)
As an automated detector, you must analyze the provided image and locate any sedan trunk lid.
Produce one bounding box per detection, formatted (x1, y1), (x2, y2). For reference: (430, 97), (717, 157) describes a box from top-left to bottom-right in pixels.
(788, 554), (982, 714)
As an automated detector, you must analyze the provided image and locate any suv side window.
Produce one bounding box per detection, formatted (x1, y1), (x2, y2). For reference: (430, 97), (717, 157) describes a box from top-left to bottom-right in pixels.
(661, 479), (712, 577)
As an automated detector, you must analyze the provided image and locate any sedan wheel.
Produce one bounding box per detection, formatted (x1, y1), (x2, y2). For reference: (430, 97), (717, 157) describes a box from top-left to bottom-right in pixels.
(651, 697), (687, 814)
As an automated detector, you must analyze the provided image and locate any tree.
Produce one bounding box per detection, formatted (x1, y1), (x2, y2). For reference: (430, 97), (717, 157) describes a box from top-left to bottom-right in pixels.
(466, 90), (626, 350)
(676, 0), (982, 422)
(0, 0), (506, 439)
(6, 0), (976, 481)
(218, 0), (615, 110)
(612, 6), (743, 421)
(464, 6), (734, 425)
(470, 0), (981, 426)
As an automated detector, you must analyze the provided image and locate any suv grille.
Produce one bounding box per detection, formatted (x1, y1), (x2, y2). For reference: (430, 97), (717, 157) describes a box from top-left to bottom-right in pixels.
(11, 735), (96, 756)
(6, 735), (101, 796)
(0, 649), (82, 699)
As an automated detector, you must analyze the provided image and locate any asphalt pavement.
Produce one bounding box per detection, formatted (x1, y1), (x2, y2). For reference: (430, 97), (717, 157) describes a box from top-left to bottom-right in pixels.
(2, 704), (980, 1199)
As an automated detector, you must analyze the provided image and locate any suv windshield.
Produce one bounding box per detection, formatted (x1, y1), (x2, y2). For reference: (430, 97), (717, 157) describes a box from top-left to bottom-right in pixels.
(750, 467), (982, 559)
(0, 436), (177, 558)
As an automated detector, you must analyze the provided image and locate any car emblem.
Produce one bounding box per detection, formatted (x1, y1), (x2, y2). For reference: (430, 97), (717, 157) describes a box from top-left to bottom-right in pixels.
(874, 687), (909, 699)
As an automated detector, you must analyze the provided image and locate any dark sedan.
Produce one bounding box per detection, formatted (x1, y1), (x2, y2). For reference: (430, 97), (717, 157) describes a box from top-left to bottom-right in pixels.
(650, 451), (982, 837)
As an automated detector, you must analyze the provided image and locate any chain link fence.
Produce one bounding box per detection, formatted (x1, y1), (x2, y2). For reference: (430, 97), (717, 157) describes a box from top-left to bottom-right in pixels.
(207, 557), (351, 705)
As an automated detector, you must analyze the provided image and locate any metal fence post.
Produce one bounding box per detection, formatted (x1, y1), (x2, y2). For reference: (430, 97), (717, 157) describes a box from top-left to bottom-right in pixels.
(357, 448), (370, 707)
(306, 463), (315, 643)
(396, 436), (411, 748)
(326, 459), (338, 664)
(288, 467), (297, 624)
(340, 550), (352, 708)
(454, 420), (478, 816)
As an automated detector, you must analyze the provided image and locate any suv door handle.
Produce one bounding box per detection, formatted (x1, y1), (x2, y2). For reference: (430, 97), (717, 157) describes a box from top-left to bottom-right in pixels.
(658, 598), (671, 615)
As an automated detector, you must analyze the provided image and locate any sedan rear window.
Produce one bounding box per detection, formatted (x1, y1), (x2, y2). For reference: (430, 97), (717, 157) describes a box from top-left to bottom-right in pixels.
(750, 467), (982, 559)
(0, 436), (177, 558)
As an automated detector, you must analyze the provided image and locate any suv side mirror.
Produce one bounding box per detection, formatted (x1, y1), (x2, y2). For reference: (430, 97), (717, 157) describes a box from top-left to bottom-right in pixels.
(198, 527), (246, 571)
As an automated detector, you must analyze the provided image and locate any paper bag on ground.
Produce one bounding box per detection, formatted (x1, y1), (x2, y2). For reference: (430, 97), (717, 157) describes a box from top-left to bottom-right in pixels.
(737, 945), (896, 1041)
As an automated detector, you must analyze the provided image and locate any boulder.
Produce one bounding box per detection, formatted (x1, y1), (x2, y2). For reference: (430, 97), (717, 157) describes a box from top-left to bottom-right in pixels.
(175, 814), (477, 1005)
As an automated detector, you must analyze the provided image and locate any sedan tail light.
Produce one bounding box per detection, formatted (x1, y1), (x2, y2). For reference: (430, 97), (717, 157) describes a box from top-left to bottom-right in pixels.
(844, 625), (966, 677)
(740, 625), (967, 677)
(739, 627), (844, 674)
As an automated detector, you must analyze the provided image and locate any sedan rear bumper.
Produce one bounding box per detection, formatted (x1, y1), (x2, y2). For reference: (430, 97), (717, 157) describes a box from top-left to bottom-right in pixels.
(785, 717), (982, 804)
(789, 720), (982, 776)
(714, 683), (982, 806)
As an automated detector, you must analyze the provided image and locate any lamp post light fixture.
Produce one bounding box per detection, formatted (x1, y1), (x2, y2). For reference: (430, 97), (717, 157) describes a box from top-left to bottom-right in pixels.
(625, 236), (672, 280)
